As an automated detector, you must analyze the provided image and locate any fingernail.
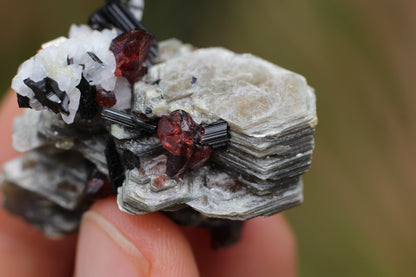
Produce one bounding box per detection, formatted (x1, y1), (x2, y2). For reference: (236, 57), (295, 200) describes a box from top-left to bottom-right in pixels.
(75, 211), (150, 277)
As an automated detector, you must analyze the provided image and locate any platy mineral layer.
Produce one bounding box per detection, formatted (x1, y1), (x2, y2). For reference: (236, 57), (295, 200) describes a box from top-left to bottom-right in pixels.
(1, 0), (317, 247)
(120, 45), (317, 219)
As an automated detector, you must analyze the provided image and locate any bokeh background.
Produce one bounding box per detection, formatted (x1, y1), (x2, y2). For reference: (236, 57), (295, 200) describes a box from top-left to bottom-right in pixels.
(0, 0), (415, 276)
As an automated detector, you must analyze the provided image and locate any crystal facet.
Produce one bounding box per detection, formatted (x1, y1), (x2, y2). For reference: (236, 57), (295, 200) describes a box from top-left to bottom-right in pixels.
(110, 29), (155, 84)
(95, 89), (117, 108)
(157, 110), (203, 158)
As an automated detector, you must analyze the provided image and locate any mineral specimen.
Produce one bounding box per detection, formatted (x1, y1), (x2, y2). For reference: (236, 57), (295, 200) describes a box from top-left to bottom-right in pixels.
(1, 0), (317, 247)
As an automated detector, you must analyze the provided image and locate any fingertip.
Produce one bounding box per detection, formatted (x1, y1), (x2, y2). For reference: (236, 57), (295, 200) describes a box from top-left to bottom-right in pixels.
(0, 91), (22, 167)
(75, 197), (199, 277)
(183, 214), (297, 277)
(0, 200), (77, 277)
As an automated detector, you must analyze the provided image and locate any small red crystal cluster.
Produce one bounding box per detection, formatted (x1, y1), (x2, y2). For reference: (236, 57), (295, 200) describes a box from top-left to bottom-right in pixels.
(85, 168), (113, 200)
(95, 29), (154, 109)
(95, 89), (117, 108)
(110, 29), (155, 84)
(158, 110), (212, 177)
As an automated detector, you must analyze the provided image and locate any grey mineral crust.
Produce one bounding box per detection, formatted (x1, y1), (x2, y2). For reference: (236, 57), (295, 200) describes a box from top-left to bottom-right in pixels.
(1, 180), (83, 237)
(0, 149), (90, 236)
(2, 150), (90, 210)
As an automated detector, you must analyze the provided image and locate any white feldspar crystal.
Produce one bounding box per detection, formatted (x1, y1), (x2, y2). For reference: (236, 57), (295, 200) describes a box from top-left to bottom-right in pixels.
(154, 38), (195, 63)
(135, 47), (317, 136)
(11, 25), (119, 124)
(12, 109), (44, 152)
(68, 25), (118, 91)
(112, 77), (132, 110)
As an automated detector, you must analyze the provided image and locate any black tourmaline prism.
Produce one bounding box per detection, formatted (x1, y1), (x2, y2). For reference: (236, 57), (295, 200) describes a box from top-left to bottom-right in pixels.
(104, 135), (125, 193)
(16, 94), (31, 109)
(77, 77), (100, 120)
(23, 77), (70, 115)
(88, 0), (158, 62)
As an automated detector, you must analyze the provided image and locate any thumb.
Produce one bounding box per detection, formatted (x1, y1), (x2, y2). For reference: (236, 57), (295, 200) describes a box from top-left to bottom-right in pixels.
(74, 197), (199, 277)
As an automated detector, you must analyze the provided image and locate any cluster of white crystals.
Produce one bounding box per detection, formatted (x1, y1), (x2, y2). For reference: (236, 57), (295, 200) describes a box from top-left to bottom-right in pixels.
(11, 25), (119, 124)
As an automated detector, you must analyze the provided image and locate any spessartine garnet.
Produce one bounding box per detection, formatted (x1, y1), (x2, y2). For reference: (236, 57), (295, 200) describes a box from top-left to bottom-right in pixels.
(188, 145), (212, 170)
(110, 29), (155, 84)
(95, 89), (117, 108)
(85, 169), (113, 200)
(158, 110), (213, 177)
(157, 110), (203, 158)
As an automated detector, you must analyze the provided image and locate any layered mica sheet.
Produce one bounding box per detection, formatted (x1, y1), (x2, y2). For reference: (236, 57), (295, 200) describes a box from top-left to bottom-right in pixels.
(1, 0), (317, 247)
(118, 47), (316, 218)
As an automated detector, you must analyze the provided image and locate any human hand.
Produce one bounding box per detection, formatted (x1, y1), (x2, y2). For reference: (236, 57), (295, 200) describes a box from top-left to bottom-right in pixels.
(0, 92), (297, 277)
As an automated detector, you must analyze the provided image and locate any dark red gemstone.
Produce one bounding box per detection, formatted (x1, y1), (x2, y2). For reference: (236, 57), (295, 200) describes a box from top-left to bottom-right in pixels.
(95, 89), (117, 108)
(85, 169), (113, 200)
(157, 110), (202, 158)
(158, 110), (213, 177)
(110, 29), (155, 84)
(189, 145), (212, 170)
(153, 175), (167, 190)
(166, 153), (189, 178)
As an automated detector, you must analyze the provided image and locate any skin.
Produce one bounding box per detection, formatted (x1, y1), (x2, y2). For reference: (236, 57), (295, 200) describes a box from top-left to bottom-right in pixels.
(0, 91), (297, 277)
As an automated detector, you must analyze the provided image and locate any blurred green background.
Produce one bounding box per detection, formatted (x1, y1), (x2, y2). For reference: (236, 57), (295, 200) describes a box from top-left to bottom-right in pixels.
(0, 0), (415, 276)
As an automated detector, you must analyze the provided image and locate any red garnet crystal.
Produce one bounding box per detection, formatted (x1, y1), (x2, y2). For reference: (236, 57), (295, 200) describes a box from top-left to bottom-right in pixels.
(158, 110), (202, 158)
(95, 89), (117, 108)
(153, 175), (167, 190)
(158, 110), (212, 177)
(85, 169), (113, 200)
(110, 29), (155, 84)
(189, 145), (212, 170)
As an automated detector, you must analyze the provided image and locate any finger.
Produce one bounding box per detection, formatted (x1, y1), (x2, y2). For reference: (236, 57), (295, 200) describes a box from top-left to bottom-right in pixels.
(0, 91), (23, 165)
(0, 203), (77, 277)
(182, 214), (297, 277)
(75, 197), (200, 277)
(0, 91), (77, 277)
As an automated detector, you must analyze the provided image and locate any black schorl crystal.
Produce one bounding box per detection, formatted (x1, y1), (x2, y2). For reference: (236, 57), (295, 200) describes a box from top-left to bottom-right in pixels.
(104, 135), (125, 193)
(144, 107), (152, 114)
(87, 51), (103, 64)
(101, 107), (157, 133)
(207, 219), (245, 249)
(77, 77), (100, 120)
(16, 94), (31, 109)
(23, 77), (70, 115)
(201, 120), (230, 149)
(191, 76), (197, 84)
(122, 149), (141, 170)
(151, 79), (161, 86)
(88, 0), (158, 62)
(67, 56), (74, 65)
